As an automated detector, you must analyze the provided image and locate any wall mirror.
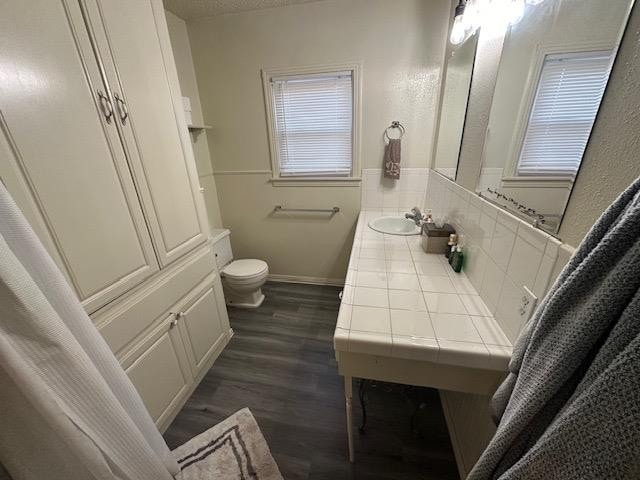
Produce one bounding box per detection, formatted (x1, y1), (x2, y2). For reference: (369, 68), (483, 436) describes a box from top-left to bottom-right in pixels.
(433, 30), (479, 181)
(476, 0), (634, 234)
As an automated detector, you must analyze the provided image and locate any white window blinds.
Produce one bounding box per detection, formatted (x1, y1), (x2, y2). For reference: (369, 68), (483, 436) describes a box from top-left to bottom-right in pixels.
(516, 50), (614, 177)
(271, 71), (353, 176)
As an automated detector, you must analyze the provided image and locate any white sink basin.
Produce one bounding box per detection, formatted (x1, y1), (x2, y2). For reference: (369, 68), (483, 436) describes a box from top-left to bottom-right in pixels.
(368, 216), (421, 235)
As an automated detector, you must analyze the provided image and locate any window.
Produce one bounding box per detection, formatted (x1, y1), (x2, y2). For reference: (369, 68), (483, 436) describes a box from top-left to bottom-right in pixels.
(263, 64), (360, 184)
(515, 50), (614, 178)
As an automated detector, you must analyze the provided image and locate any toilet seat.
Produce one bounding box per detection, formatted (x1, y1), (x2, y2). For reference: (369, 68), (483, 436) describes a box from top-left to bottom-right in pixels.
(222, 259), (268, 279)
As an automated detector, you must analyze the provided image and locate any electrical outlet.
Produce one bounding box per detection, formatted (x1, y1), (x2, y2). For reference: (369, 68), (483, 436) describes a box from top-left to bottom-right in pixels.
(518, 286), (538, 321)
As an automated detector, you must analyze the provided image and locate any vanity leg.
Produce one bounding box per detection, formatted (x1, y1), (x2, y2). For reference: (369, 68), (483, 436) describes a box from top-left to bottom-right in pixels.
(345, 375), (355, 463)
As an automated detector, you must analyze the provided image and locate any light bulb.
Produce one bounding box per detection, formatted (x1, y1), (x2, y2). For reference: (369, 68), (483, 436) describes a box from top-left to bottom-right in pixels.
(525, 0), (544, 5)
(450, 14), (466, 45)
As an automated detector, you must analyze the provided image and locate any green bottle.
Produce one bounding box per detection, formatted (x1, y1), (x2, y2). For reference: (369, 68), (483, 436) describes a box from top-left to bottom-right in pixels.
(451, 246), (464, 273)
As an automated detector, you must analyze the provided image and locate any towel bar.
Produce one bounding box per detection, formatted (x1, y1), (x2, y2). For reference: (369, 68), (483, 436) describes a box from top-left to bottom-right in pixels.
(274, 205), (340, 213)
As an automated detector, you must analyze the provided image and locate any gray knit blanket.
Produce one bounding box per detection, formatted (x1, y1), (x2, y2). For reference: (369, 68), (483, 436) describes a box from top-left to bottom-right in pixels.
(469, 176), (640, 480)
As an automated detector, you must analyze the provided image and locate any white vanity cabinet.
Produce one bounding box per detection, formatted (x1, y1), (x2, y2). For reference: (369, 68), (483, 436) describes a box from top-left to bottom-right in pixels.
(0, 0), (231, 430)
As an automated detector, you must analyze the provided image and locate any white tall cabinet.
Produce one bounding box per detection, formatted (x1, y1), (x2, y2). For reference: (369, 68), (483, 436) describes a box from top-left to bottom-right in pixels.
(0, 0), (230, 431)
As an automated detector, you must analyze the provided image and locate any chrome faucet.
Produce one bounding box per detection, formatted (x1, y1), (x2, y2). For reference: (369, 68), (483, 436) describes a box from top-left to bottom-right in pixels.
(405, 207), (423, 226)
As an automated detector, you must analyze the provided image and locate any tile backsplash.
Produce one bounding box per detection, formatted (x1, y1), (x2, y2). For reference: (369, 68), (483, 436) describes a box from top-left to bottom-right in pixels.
(361, 168), (429, 210)
(422, 170), (575, 344)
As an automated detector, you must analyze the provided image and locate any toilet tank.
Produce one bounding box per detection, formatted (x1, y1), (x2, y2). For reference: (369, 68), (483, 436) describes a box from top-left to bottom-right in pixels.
(211, 229), (233, 270)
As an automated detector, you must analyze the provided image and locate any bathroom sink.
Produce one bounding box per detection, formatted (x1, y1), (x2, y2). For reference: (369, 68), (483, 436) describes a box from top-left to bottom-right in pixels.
(368, 216), (421, 235)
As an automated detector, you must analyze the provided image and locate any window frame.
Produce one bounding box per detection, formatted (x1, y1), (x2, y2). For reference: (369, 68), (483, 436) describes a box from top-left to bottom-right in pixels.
(502, 42), (614, 187)
(262, 62), (362, 187)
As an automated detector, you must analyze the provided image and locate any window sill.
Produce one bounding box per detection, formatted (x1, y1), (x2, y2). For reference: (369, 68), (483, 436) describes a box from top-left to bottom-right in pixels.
(269, 176), (361, 187)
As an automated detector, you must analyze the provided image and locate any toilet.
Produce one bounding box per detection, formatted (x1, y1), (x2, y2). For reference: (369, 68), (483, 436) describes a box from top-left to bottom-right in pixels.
(211, 229), (269, 308)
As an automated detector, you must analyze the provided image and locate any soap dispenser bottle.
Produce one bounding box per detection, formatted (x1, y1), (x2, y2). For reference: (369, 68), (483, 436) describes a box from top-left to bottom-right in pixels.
(451, 245), (464, 273)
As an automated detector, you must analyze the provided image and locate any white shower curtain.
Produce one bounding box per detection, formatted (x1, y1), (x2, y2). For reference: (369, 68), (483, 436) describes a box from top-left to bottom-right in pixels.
(0, 183), (179, 479)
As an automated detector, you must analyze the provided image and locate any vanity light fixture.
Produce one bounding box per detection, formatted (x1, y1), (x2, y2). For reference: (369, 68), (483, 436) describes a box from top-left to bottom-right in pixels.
(450, 0), (467, 45)
(449, 0), (545, 45)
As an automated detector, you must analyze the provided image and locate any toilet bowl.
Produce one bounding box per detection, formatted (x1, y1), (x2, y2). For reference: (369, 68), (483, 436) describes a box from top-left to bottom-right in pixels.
(211, 229), (269, 309)
(221, 259), (268, 308)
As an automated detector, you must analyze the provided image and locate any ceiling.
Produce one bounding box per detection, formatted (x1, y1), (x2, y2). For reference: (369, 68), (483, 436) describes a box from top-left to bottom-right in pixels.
(163, 0), (329, 19)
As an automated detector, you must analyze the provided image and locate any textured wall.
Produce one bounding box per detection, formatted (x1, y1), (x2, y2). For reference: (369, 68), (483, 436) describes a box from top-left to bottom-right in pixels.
(185, 0), (450, 280)
(165, 10), (223, 229)
(559, 3), (640, 246)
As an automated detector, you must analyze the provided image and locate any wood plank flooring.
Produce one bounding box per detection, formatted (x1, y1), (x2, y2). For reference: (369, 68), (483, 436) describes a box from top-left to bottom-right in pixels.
(164, 282), (459, 480)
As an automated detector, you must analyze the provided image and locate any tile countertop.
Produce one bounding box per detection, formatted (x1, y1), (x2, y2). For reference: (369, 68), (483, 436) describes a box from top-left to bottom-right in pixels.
(333, 210), (513, 371)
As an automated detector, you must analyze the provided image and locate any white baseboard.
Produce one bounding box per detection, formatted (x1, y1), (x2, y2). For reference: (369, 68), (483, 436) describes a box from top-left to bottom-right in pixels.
(267, 273), (345, 287)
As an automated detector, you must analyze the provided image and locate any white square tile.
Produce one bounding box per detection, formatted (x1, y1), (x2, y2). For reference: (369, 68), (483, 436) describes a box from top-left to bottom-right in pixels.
(424, 293), (467, 314)
(388, 289), (427, 311)
(495, 275), (526, 344)
(465, 245), (488, 293)
(385, 250), (413, 261)
(362, 190), (384, 208)
(357, 258), (386, 272)
(359, 248), (386, 260)
(431, 313), (482, 343)
(479, 212), (496, 251)
(392, 335), (439, 362)
(533, 254), (555, 299)
(384, 234), (407, 245)
(386, 260), (415, 274)
(507, 236), (544, 289)
(438, 340), (491, 369)
(341, 285), (354, 304)
(360, 239), (386, 250)
(353, 286), (389, 308)
(355, 271), (387, 289)
(390, 309), (435, 338)
(488, 220), (516, 271)
(486, 344), (512, 370)
(387, 273), (420, 290)
(460, 295), (493, 317)
(480, 258), (505, 313)
(517, 223), (548, 252)
(333, 327), (350, 351)
(545, 236), (562, 259)
(350, 305), (391, 334)
(418, 275), (457, 293)
(336, 304), (352, 329)
(497, 210), (520, 232)
(414, 261), (448, 276)
(448, 273), (477, 294)
(344, 269), (356, 286)
(349, 331), (392, 356)
(407, 236), (424, 252)
(472, 316), (511, 346)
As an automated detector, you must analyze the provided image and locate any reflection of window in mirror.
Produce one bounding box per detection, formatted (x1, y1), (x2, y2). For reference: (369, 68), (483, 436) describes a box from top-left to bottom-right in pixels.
(512, 49), (614, 179)
(475, 0), (632, 234)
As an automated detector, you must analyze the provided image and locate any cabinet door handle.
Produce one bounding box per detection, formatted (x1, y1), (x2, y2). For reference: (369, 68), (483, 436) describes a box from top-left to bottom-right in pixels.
(113, 92), (129, 125)
(97, 90), (114, 124)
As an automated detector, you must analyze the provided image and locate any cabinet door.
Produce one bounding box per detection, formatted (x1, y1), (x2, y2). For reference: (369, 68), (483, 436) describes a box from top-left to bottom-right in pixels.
(82, 0), (209, 266)
(0, 0), (159, 313)
(126, 315), (192, 425)
(179, 285), (225, 373)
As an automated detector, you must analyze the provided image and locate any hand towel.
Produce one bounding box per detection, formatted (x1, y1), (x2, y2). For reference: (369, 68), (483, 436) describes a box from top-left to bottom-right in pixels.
(383, 138), (401, 179)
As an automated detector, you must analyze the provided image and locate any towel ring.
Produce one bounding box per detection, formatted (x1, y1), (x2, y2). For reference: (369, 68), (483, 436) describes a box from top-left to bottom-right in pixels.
(384, 121), (405, 142)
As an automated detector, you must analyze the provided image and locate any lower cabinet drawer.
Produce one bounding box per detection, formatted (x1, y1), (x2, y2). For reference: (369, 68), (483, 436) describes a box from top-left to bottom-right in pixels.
(125, 315), (192, 424)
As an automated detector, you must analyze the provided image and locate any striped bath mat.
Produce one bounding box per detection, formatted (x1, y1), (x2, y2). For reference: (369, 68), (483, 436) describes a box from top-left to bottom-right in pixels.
(173, 408), (282, 480)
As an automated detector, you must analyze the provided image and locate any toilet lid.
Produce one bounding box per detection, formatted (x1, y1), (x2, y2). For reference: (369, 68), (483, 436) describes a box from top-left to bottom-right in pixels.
(222, 259), (268, 278)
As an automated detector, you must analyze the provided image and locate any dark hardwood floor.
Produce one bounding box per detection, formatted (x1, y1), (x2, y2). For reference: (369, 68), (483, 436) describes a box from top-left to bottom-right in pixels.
(163, 282), (459, 480)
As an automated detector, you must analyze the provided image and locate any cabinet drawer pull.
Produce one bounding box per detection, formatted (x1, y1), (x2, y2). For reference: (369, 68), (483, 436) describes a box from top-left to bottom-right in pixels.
(97, 90), (114, 124)
(114, 92), (129, 125)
